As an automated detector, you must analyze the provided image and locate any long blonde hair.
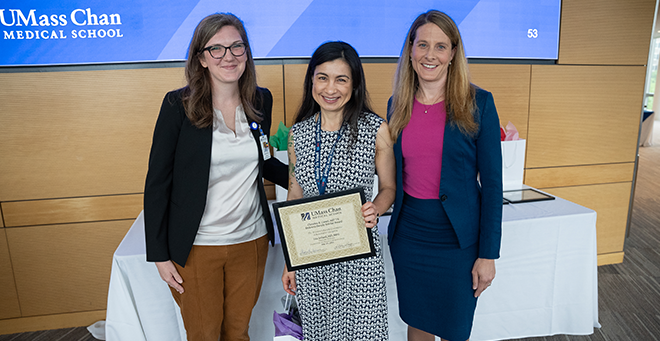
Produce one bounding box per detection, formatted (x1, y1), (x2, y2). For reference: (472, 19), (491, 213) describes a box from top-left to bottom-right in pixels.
(389, 10), (477, 141)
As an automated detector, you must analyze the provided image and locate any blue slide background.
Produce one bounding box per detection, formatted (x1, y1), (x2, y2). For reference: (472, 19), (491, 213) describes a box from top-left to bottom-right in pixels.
(0, 0), (560, 66)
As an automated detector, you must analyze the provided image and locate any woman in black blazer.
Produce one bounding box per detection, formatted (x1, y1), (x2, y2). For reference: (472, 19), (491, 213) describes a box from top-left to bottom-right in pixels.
(144, 13), (287, 341)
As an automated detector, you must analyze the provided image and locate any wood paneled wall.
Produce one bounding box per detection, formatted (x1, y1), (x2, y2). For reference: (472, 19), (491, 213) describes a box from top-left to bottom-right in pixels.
(527, 65), (644, 168)
(0, 69), (184, 202)
(559, 0), (654, 65)
(0, 0), (654, 333)
(526, 0), (654, 266)
(0, 231), (20, 320)
(469, 64), (531, 139)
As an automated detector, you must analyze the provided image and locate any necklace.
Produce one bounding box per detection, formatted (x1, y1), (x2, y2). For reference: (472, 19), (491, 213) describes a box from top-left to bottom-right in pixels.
(416, 93), (443, 114)
(418, 99), (441, 114)
(421, 102), (433, 114)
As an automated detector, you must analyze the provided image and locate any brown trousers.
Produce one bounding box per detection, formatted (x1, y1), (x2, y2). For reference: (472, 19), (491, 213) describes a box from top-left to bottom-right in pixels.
(170, 235), (269, 341)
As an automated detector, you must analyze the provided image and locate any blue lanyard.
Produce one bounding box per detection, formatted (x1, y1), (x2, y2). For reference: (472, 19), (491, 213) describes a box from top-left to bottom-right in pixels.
(315, 113), (345, 195)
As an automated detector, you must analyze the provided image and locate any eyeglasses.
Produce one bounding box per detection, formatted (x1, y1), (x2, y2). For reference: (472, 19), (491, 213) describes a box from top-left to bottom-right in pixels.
(200, 43), (247, 59)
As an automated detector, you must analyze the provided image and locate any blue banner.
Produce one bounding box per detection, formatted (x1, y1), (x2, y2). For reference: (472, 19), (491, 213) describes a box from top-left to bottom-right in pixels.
(0, 0), (560, 66)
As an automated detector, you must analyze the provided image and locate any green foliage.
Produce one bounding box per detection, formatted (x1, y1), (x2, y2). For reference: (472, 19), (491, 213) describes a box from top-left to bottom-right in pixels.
(269, 121), (290, 151)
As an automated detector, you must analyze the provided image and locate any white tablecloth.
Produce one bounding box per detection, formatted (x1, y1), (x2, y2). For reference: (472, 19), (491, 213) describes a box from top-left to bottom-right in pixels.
(472, 197), (600, 340)
(105, 196), (599, 341)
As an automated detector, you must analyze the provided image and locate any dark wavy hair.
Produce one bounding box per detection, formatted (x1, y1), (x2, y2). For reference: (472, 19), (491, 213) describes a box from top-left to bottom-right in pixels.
(182, 13), (261, 128)
(294, 41), (374, 143)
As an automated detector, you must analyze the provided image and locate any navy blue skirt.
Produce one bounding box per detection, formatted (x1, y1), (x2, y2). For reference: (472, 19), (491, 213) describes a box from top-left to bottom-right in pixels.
(390, 193), (478, 341)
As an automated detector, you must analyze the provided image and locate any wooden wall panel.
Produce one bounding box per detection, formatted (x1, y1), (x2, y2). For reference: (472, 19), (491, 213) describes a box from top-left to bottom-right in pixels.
(0, 230), (21, 319)
(363, 63), (397, 118)
(0, 68), (186, 202)
(558, 0), (655, 65)
(6, 220), (131, 316)
(256, 64), (285, 135)
(541, 183), (633, 255)
(527, 65), (645, 168)
(2, 194), (142, 227)
(525, 163), (635, 188)
(283, 64), (307, 126)
(598, 252), (625, 266)
(469, 64), (531, 139)
(0, 310), (106, 335)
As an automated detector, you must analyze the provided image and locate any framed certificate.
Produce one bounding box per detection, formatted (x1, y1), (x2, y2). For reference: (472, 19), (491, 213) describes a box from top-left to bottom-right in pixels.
(273, 188), (375, 271)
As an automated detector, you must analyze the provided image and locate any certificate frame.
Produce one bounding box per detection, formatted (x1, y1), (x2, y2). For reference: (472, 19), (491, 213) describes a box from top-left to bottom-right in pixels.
(273, 188), (375, 271)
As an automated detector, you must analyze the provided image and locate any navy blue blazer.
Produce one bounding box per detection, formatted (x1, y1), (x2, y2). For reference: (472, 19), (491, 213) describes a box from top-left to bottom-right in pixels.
(144, 87), (288, 267)
(387, 87), (502, 259)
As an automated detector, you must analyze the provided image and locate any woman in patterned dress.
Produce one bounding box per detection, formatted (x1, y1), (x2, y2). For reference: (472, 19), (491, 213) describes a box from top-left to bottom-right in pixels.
(281, 41), (396, 341)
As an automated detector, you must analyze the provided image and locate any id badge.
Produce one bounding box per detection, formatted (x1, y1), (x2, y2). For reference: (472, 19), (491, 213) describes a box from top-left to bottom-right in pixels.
(260, 134), (272, 160)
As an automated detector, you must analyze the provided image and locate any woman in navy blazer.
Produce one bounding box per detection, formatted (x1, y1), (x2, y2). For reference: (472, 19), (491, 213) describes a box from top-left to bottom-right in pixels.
(387, 10), (502, 341)
(144, 13), (287, 340)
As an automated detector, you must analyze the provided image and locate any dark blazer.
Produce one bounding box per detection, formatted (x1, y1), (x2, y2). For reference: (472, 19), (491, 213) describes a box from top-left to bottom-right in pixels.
(387, 87), (503, 259)
(144, 87), (288, 267)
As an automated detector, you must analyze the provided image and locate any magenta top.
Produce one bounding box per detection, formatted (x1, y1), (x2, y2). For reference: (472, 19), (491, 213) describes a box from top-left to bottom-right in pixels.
(401, 98), (447, 199)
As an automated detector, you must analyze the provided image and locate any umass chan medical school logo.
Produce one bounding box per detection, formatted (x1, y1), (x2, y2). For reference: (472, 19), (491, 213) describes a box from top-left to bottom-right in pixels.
(300, 207), (342, 221)
(1, 8), (124, 40)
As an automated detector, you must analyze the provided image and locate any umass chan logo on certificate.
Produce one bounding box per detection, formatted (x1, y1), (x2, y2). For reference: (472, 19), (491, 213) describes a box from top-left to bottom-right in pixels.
(300, 206), (342, 221)
(273, 188), (376, 271)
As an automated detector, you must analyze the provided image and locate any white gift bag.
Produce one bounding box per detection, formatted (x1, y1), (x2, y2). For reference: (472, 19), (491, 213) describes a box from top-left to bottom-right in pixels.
(501, 139), (526, 191)
(274, 150), (289, 202)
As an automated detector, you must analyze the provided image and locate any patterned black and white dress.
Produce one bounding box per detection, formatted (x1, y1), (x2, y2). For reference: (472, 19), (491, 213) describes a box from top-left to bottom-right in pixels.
(291, 112), (389, 341)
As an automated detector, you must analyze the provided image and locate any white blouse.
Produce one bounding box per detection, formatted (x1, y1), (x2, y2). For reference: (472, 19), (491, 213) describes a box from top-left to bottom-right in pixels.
(193, 105), (266, 245)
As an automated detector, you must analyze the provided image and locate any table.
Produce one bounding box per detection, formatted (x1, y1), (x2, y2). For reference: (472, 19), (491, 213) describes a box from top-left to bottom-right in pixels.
(105, 196), (599, 341)
(472, 196), (600, 340)
(104, 211), (186, 341)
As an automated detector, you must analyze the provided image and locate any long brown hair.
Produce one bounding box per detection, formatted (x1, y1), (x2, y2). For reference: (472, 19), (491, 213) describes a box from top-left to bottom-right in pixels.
(389, 10), (477, 141)
(182, 13), (261, 128)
